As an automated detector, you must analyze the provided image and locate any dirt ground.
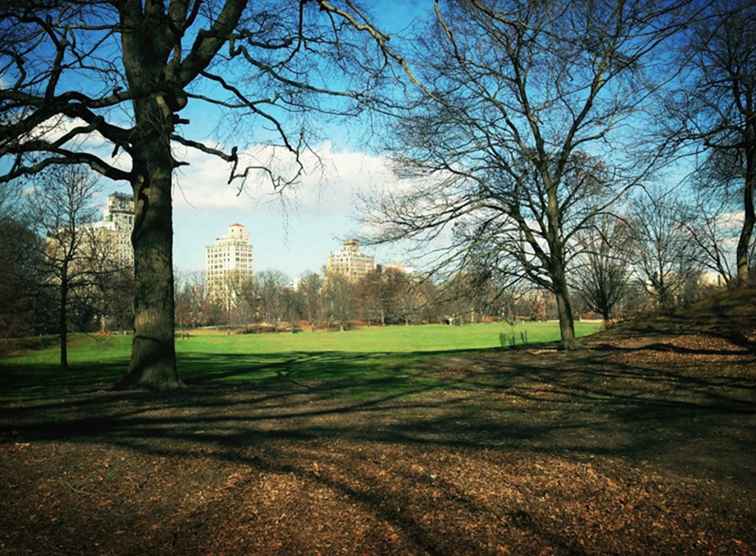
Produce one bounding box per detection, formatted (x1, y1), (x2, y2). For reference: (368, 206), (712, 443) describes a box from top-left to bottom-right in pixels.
(1, 308), (755, 555)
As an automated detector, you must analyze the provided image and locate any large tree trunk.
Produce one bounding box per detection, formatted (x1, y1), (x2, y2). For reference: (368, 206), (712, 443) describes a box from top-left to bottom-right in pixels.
(115, 95), (181, 390)
(545, 177), (578, 350)
(602, 308), (611, 324)
(735, 147), (754, 287)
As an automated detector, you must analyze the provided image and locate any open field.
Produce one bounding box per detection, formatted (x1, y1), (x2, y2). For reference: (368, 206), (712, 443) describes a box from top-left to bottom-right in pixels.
(0, 304), (754, 554)
(0, 321), (601, 400)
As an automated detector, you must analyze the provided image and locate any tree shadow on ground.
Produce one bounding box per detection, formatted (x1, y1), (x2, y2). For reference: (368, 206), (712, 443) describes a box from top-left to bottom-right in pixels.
(2, 346), (754, 472)
(1, 344), (755, 554)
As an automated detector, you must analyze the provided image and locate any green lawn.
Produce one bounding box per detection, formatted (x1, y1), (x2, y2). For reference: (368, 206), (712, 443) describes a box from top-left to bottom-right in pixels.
(0, 321), (601, 400)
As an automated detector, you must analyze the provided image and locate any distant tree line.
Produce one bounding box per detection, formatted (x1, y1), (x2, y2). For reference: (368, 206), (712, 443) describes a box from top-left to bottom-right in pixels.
(0, 163), (746, 355)
(174, 266), (566, 331)
(174, 253), (726, 333)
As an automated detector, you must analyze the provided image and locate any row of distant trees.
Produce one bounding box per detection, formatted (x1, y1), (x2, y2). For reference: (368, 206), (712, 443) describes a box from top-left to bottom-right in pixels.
(570, 185), (754, 321)
(177, 213), (742, 332)
(174, 267), (549, 330)
(1, 164), (748, 350)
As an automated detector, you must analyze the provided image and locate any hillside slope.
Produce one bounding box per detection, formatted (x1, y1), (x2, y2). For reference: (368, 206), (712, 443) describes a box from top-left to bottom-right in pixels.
(587, 287), (756, 353)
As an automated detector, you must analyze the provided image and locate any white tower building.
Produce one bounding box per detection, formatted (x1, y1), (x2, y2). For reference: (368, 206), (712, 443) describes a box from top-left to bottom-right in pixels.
(90, 192), (134, 267)
(206, 223), (254, 302)
(326, 239), (376, 282)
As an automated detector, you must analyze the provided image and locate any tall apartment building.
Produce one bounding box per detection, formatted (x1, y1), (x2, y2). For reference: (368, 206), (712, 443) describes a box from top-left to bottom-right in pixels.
(206, 224), (254, 302)
(326, 239), (376, 282)
(90, 192), (134, 267)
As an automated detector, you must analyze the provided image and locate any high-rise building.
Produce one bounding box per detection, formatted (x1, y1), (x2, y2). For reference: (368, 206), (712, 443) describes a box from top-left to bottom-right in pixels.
(206, 224), (254, 302)
(90, 192), (134, 267)
(326, 239), (376, 282)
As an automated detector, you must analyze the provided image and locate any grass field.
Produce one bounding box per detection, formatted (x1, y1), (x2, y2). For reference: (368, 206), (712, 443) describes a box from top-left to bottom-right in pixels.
(0, 321), (601, 399)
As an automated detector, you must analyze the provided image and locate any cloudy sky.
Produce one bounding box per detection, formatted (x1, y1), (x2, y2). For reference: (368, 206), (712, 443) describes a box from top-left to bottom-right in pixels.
(67, 4), (431, 280)
(165, 140), (404, 277)
(49, 115), (403, 278)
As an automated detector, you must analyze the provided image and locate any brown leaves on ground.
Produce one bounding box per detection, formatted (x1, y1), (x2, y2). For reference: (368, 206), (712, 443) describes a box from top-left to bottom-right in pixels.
(1, 438), (753, 555)
(1, 317), (755, 555)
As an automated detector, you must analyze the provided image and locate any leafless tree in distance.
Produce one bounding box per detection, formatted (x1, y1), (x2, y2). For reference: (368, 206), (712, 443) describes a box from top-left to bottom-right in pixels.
(362, 0), (694, 349)
(26, 166), (106, 368)
(660, 0), (756, 286)
(629, 187), (701, 311)
(572, 214), (632, 323)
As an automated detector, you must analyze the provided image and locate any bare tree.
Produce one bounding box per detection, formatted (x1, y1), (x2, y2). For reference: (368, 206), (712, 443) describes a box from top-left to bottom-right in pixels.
(280, 285), (303, 329)
(629, 187), (700, 311)
(322, 271), (354, 331)
(660, 0), (756, 286)
(175, 271), (208, 329)
(355, 266), (415, 326)
(255, 270), (290, 325)
(218, 270), (253, 325)
(393, 274), (426, 326)
(364, 0), (692, 349)
(0, 0), (409, 389)
(26, 166), (104, 368)
(679, 186), (741, 287)
(298, 271), (324, 326)
(572, 215), (632, 322)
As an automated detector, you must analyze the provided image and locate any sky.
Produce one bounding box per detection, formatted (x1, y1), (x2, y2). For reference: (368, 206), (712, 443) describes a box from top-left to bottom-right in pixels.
(156, 3), (428, 277)
(7, 1), (743, 279)
(35, 113), (412, 278)
(70, 2), (432, 278)
(166, 141), (405, 277)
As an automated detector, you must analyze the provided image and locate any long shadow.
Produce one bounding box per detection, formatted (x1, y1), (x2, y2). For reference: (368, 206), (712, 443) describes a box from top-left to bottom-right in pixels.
(2, 346), (754, 462)
(3, 297), (756, 551)
(1, 342), (755, 553)
(591, 341), (754, 357)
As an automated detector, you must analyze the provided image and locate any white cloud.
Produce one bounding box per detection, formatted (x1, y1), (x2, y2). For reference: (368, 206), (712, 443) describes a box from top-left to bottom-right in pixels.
(716, 210), (745, 230)
(36, 115), (108, 148)
(171, 141), (400, 214)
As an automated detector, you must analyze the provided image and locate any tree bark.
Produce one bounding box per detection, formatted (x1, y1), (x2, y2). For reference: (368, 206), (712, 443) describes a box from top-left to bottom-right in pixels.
(115, 95), (181, 390)
(735, 146), (754, 287)
(554, 283), (577, 350)
(545, 176), (578, 350)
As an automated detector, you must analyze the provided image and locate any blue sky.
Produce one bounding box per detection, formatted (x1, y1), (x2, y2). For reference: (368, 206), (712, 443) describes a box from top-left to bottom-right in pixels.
(10, 1), (738, 279)
(0, 2), (432, 278)
(81, 2), (435, 278)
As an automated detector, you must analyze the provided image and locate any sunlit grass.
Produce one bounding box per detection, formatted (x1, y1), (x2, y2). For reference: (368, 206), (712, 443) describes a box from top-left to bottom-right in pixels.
(0, 321), (601, 399)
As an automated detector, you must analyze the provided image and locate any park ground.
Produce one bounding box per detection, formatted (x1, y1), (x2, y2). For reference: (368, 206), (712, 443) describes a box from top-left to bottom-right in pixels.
(0, 297), (754, 555)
